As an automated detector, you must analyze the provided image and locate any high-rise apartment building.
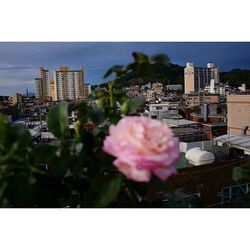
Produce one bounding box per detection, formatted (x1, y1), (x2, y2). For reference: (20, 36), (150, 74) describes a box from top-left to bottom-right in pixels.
(35, 78), (42, 98)
(40, 67), (50, 98)
(184, 62), (220, 94)
(49, 80), (57, 101)
(54, 66), (85, 101)
(35, 66), (85, 101)
(34, 67), (50, 99)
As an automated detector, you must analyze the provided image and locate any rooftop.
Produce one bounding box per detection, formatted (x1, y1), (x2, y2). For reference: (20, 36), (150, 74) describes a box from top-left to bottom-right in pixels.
(162, 118), (198, 127)
(202, 122), (227, 127)
(214, 134), (250, 155)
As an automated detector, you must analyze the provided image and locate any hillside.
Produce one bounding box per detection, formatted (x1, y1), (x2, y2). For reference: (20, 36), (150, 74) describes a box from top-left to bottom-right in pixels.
(113, 63), (184, 88)
(97, 65), (250, 89)
(220, 69), (250, 87)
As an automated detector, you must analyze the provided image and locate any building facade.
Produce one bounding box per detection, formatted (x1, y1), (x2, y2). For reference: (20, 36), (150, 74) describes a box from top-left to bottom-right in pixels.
(11, 93), (22, 106)
(35, 78), (42, 98)
(40, 67), (50, 98)
(84, 84), (92, 97)
(144, 89), (156, 102)
(54, 66), (85, 101)
(127, 85), (141, 98)
(227, 94), (250, 136)
(49, 80), (57, 101)
(186, 94), (219, 106)
(184, 62), (220, 94)
(152, 82), (163, 93)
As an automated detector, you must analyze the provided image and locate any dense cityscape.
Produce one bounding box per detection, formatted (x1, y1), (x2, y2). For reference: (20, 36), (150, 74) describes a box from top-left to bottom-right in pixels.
(0, 47), (250, 207)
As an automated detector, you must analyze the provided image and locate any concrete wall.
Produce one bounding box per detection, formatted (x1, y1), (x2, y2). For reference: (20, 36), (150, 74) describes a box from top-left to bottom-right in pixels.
(227, 94), (250, 136)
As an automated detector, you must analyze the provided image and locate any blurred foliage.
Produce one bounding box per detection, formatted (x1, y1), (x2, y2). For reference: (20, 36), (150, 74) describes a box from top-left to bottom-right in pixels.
(102, 52), (184, 88)
(47, 102), (69, 139)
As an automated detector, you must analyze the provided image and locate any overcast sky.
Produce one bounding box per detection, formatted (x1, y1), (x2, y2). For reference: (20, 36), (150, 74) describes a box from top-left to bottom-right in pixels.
(1, 42), (250, 95)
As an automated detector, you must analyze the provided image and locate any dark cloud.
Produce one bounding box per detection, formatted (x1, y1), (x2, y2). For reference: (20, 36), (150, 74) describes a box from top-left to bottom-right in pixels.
(1, 42), (250, 95)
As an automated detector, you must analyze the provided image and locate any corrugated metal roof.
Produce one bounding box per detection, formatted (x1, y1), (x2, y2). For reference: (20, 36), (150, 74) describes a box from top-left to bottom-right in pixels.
(214, 134), (250, 154)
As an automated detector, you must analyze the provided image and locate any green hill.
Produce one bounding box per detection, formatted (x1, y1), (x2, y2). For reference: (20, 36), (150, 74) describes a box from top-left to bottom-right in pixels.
(107, 63), (184, 88)
(220, 69), (250, 88)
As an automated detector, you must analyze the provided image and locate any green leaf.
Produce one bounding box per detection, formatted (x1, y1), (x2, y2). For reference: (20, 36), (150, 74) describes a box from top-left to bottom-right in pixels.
(32, 144), (58, 166)
(104, 65), (125, 79)
(232, 166), (250, 182)
(121, 96), (145, 115)
(150, 54), (170, 65)
(132, 52), (149, 64)
(73, 102), (91, 124)
(96, 96), (109, 109)
(94, 89), (108, 99)
(48, 102), (69, 139)
(86, 175), (122, 207)
(233, 167), (245, 182)
(5, 173), (37, 207)
(50, 157), (70, 177)
(89, 108), (105, 124)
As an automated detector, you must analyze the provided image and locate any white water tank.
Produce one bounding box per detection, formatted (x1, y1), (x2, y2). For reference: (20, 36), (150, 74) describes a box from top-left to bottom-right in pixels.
(185, 147), (215, 166)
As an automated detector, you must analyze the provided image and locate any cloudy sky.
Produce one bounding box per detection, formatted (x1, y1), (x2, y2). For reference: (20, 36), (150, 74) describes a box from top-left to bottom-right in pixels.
(1, 42), (250, 95)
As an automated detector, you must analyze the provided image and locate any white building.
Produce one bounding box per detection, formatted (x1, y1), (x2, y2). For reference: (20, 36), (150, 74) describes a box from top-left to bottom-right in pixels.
(238, 84), (246, 92)
(205, 82), (231, 96)
(85, 84), (92, 97)
(145, 104), (181, 120)
(217, 84), (231, 96)
(152, 82), (163, 93)
(54, 66), (85, 101)
(204, 79), (216, 94)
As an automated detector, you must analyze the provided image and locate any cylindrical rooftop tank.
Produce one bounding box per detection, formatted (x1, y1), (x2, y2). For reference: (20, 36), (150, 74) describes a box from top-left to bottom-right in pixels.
(185, 147), (215, 166)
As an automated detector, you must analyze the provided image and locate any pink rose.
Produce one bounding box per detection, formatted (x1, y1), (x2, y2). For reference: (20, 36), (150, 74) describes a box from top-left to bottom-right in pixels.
(103, 116), (179, 182)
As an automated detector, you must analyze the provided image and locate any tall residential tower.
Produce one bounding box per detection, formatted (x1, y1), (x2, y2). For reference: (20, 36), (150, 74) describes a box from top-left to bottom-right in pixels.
(184, 62), (220, 94)
(34, 78), (42, 98)
(54, 66), (85, 101)
(35, 66), (85, 101)
(40, 67), (50, 98)
(34, 67), (51, 99)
